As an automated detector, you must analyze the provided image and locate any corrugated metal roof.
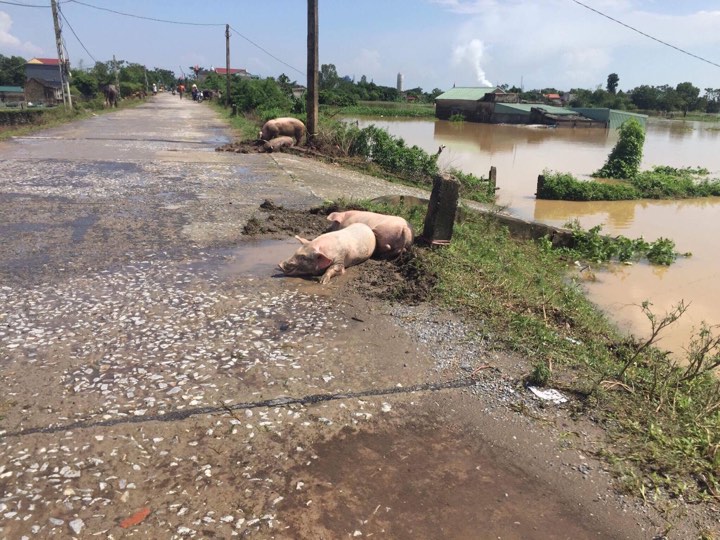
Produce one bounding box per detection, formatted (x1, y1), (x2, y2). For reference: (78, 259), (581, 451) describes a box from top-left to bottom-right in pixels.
(0, 86), (24, 93)
(435, 87), (499, 101)
(572, 108), (647, 129)
(494, 103), (578, 115)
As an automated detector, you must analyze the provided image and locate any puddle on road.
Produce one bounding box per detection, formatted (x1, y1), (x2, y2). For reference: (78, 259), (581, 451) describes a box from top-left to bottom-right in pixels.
(190, 239), (349, 296)
(214, 238), (298, 279)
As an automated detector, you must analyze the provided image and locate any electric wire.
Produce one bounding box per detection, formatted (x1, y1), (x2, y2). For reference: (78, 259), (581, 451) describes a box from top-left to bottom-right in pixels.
(0, 0), (48, 7)
(65, 0), (224, 27)
(228, 25), (304, 77)
(570, 0), (720, 70)
(59, 9), (97, 64)
(60, 0), (303, 75)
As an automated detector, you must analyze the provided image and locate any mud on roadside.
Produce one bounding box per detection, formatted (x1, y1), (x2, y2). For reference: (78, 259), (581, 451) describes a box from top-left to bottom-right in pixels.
(240, 199), (436, 305)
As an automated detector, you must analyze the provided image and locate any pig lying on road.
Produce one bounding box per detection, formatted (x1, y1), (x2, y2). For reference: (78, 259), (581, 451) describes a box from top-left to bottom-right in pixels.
(261, 136), (295, 153)
(327, 210), (414, 258)
(278, 223), (376, 284)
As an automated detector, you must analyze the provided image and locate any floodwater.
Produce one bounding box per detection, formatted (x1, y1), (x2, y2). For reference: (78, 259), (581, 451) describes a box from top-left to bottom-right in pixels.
(353, 116), (720, 356)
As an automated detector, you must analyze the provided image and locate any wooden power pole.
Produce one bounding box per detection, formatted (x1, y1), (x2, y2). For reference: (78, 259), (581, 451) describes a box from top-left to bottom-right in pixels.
(50, 0), (72, 109)
(225, 24), (231, 107)
(306, 0), (318, 145)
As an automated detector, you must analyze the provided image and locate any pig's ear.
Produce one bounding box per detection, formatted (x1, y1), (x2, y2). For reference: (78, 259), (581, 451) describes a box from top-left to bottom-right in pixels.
(326, 212), (338, 222)
(294, 235), (310, 245)
(316, 251), (333, 270)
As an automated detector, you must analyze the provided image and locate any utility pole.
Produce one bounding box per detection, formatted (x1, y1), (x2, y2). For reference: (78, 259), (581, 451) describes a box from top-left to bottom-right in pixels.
(225, 24), (231, 107)
(50, 0), (72, 109)
(306, 0), (318, 145)
(113, 55), (120, 97)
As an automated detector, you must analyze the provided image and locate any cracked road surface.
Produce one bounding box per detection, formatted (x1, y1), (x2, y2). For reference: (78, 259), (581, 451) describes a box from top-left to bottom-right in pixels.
(0, 95), (665, 538)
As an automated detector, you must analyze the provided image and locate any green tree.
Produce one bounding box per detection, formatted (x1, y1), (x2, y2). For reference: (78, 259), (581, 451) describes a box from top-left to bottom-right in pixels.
(276, 73), (294, 97)
(230, 77), (292, 114)
(606, 73), (619, 94)
(70, 70), (98, 98)
(0, 54), (26, 86)
(594, 119), (645, 179)
(675, 81), (700, 115)
(630, 85), (659, 110)
(319, 64), (339, 90)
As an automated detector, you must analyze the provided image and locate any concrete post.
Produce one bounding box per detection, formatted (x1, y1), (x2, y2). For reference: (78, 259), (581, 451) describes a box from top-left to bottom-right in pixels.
(489, 166), (497, 194)
(421, 172), (460, 245)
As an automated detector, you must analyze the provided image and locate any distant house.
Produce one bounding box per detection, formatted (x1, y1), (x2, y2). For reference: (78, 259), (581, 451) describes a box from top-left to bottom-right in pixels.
(213, 67), (251, 78)
(24, 58), (63, 105)
(543, 93), (562, 105)
(434, 87), (515, 121)
(291, 86), (305, 99)
(196, 67), (252, 84)
(0, 86), (24, 104)
(25, 79), (62, 105)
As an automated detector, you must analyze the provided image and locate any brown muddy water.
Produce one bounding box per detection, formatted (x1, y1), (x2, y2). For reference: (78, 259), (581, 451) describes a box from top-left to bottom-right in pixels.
(354, 117), (720, 356)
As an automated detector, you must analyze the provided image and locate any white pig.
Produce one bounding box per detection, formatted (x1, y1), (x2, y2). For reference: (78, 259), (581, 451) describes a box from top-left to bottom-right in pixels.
(327, 210), (414, 258)
(278, 223), (376, 284)
(259, 117), (306, 145)
(261, 135), (295, 153)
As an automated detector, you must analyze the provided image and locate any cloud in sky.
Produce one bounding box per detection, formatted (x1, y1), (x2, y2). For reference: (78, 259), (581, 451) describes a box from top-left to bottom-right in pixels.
(0, 11), (42, 56)
(431, 0), (720, 90)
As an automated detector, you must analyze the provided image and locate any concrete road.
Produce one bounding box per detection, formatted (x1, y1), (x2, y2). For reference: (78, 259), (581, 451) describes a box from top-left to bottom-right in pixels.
(0, 94), (666, 539)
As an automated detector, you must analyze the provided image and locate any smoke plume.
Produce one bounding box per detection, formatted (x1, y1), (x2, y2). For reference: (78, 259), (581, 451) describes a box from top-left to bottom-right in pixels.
(453, 39), (492, 86)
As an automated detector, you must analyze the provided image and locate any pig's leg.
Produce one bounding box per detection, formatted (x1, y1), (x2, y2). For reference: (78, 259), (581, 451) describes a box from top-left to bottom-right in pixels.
(319, 263), (345, 284)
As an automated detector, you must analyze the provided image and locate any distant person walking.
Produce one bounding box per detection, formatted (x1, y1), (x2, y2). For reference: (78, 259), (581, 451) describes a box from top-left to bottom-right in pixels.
(178, 83), (185, 99)
(152, 83), (158, 95)
(191, 84), (199, 101)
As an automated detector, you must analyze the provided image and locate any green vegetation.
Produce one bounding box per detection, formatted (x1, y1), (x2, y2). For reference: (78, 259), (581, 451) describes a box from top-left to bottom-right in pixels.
(538, 120), (720, 201)
(539, 167), (720, 201)
(593, 119), (645, 179)
(355, 199), (720, 502)
(308, 120), (495, 204)
(560, 221), (679, 266)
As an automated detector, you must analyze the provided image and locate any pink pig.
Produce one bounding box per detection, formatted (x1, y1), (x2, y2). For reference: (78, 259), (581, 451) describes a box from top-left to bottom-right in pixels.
(278, 223), (376, 284)
(327, 210), (414, 258)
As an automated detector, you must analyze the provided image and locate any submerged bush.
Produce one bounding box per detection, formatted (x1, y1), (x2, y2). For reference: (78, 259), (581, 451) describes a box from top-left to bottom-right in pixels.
(537, 171), (639, 201)
(560, 221), (678, 265)
(538, 167), (720, 201)
(594, 118), (645, 179)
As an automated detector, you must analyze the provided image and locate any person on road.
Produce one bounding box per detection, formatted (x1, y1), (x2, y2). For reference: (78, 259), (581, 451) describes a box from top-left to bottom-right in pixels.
(178, 83), (185, 99)
(191, 84), (199, 101)
(152, 83), (158, 95)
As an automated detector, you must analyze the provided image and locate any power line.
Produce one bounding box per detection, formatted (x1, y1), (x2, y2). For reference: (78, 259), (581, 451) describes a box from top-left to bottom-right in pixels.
(59, 9), (97, 64)
(66, 0), (224, 27)
(229, 25), (305, 77)
(570, 0), (720, 70)
(62, 0), (304, 75)
(0, 0), (48, 6)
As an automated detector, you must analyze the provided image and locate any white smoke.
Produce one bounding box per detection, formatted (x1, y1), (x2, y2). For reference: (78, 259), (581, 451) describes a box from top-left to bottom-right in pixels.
(452, 39), (492, 87)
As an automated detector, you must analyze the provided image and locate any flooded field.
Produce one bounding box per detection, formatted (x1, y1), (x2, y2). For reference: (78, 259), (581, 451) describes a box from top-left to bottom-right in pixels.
(354, 116), (720, 356)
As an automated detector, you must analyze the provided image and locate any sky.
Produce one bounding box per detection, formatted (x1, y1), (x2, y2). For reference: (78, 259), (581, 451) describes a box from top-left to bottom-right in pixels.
(1, 0), (719, 93)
